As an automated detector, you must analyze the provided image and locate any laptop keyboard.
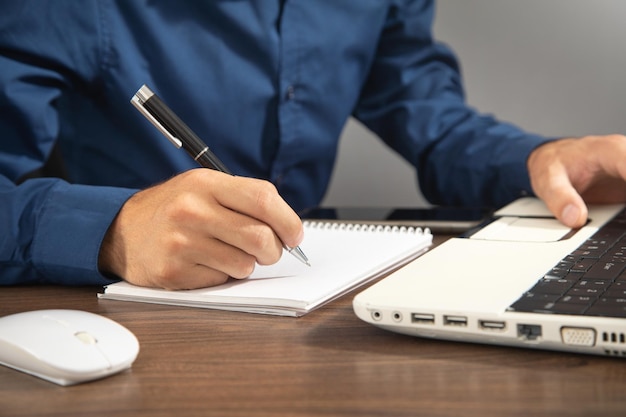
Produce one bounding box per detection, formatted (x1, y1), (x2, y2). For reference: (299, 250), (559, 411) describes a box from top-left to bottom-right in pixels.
(509, 208), (626, 318)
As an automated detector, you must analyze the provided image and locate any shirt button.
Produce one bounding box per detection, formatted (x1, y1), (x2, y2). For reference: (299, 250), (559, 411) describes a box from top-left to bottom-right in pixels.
(285, 85), (295, 100)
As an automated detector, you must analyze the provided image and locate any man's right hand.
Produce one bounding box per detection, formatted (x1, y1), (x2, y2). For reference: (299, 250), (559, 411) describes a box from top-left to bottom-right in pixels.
(97, 169), (304, 290)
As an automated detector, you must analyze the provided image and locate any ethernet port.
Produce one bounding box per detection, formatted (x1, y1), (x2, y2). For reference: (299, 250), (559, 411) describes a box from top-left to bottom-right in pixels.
(517, 324), (542, 341)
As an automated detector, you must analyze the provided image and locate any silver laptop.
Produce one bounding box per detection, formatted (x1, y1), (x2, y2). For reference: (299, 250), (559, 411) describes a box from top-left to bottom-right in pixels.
(353, 198), (626, 357)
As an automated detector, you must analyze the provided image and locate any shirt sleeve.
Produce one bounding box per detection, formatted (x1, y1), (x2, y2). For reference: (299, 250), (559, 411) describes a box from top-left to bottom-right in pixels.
(0, 177), (136, 286)
(354, 0), (553, 208)
(0, 2), (136, 285)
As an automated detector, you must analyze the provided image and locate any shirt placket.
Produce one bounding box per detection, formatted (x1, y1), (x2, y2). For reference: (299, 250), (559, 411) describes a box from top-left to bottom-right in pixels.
(272, 2), (301, 189)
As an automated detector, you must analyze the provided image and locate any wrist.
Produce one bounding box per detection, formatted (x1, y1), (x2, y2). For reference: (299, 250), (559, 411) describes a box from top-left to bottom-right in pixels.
(98, 215), (126, 279)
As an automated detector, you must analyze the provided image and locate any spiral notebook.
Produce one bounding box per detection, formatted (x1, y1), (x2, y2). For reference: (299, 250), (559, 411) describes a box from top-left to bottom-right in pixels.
(99, 221), (432, 316)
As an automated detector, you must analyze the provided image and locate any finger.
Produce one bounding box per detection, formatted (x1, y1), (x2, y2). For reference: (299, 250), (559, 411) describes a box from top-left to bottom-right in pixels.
(213, 176), (304, 249)
(125, 247), (232, 290)
(179, 229), (262, 278)
(537, 169), (588, 228)
(528, 142), (589, 228)
(539, 180), (587, 228)
(158, 264), (231, 290)
(206, 208), (284, 266)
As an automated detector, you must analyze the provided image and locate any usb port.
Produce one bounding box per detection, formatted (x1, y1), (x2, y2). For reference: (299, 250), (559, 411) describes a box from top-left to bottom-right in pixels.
(443, 315), (468, 326)
(479, 320), (506, 331)
(411, 313), (435, 324)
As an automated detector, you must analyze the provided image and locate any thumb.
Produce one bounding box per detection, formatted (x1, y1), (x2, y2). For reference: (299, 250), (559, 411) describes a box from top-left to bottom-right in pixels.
(527, 138), (592, 229)
(558, 201), (588, 229)
(537, 176), (588, 228)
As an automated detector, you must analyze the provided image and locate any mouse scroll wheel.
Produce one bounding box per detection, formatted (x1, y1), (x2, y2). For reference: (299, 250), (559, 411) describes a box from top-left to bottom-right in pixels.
(74, 331), (98, 345)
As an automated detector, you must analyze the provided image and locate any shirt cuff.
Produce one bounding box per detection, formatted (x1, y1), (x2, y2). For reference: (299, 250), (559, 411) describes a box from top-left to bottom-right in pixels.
(32, 182), (137, 286)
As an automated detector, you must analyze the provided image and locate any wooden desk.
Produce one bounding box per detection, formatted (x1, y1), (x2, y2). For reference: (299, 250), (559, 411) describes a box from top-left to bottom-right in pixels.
(2, 236), (626, 417)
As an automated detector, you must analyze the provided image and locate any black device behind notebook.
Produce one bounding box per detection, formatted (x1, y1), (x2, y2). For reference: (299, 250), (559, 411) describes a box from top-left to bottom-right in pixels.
(299, 206), (492, 233)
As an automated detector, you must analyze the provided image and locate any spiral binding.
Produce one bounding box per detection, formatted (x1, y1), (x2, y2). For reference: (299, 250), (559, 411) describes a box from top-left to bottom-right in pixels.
(302, 221), (430, 235)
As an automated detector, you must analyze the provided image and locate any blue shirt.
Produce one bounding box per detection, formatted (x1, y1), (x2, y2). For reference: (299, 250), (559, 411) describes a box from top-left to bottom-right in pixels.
(0, 0), (549, 286)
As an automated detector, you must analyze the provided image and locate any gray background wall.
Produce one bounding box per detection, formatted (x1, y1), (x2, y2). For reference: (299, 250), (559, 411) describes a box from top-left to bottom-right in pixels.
(322, 0), (626, 207)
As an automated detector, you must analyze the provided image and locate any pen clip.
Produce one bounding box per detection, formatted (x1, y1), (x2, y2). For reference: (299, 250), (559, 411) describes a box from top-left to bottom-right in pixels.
(131, 95), (183, 148)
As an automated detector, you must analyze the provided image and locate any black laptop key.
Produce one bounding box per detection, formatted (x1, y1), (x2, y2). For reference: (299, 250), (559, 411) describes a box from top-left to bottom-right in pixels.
(571, 237), (615, 258)
(528, 278), (576, 295)
(510, 296), (589, 315)
(508, 293), (560, 313)
(549, 300), (589, 315)
(584, 256), (626, 280)
(574, 278), (612, 291)
(605, 288), (626, 298)
(604, 281), (626, 298)
(566, 287), (604, 297)
(544, 265), (570, 279)
(603, 241), (626, 258)
(571, 247), (604, 259)
(591, 227), (624, 242)
(559, 294), (596, 305)
(570, 258), (598, 273)
(585, 298), (626, 317)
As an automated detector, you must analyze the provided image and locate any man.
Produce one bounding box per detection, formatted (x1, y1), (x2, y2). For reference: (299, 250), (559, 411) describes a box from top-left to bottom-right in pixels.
(1, 1), (624, 289)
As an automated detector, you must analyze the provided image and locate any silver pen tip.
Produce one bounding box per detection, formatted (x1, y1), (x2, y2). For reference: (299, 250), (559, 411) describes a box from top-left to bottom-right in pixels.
(286, 245), (310, 267)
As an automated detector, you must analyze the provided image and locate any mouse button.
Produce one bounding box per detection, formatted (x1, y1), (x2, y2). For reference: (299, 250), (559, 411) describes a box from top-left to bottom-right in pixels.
(0, 335), (108, 384)
(0, 338), (39, 371)
(0, 318), (65, 355)
(45, 343), (112, 375)
(0, 338), (75, 385)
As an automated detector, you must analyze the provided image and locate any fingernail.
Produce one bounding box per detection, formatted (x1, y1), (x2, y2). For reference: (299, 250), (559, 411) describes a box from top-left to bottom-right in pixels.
(561, 204), (580, 227)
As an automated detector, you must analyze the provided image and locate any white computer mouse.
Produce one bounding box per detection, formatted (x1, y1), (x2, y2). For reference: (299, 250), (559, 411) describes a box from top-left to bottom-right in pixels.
(0, 309), (139, 386)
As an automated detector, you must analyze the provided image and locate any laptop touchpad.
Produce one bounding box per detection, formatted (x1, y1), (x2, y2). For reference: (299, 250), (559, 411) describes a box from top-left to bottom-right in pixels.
(470, 217), (572, 242)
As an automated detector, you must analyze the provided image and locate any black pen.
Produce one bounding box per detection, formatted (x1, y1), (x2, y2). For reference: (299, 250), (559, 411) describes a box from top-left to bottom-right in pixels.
(131, 84), (310, 267)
